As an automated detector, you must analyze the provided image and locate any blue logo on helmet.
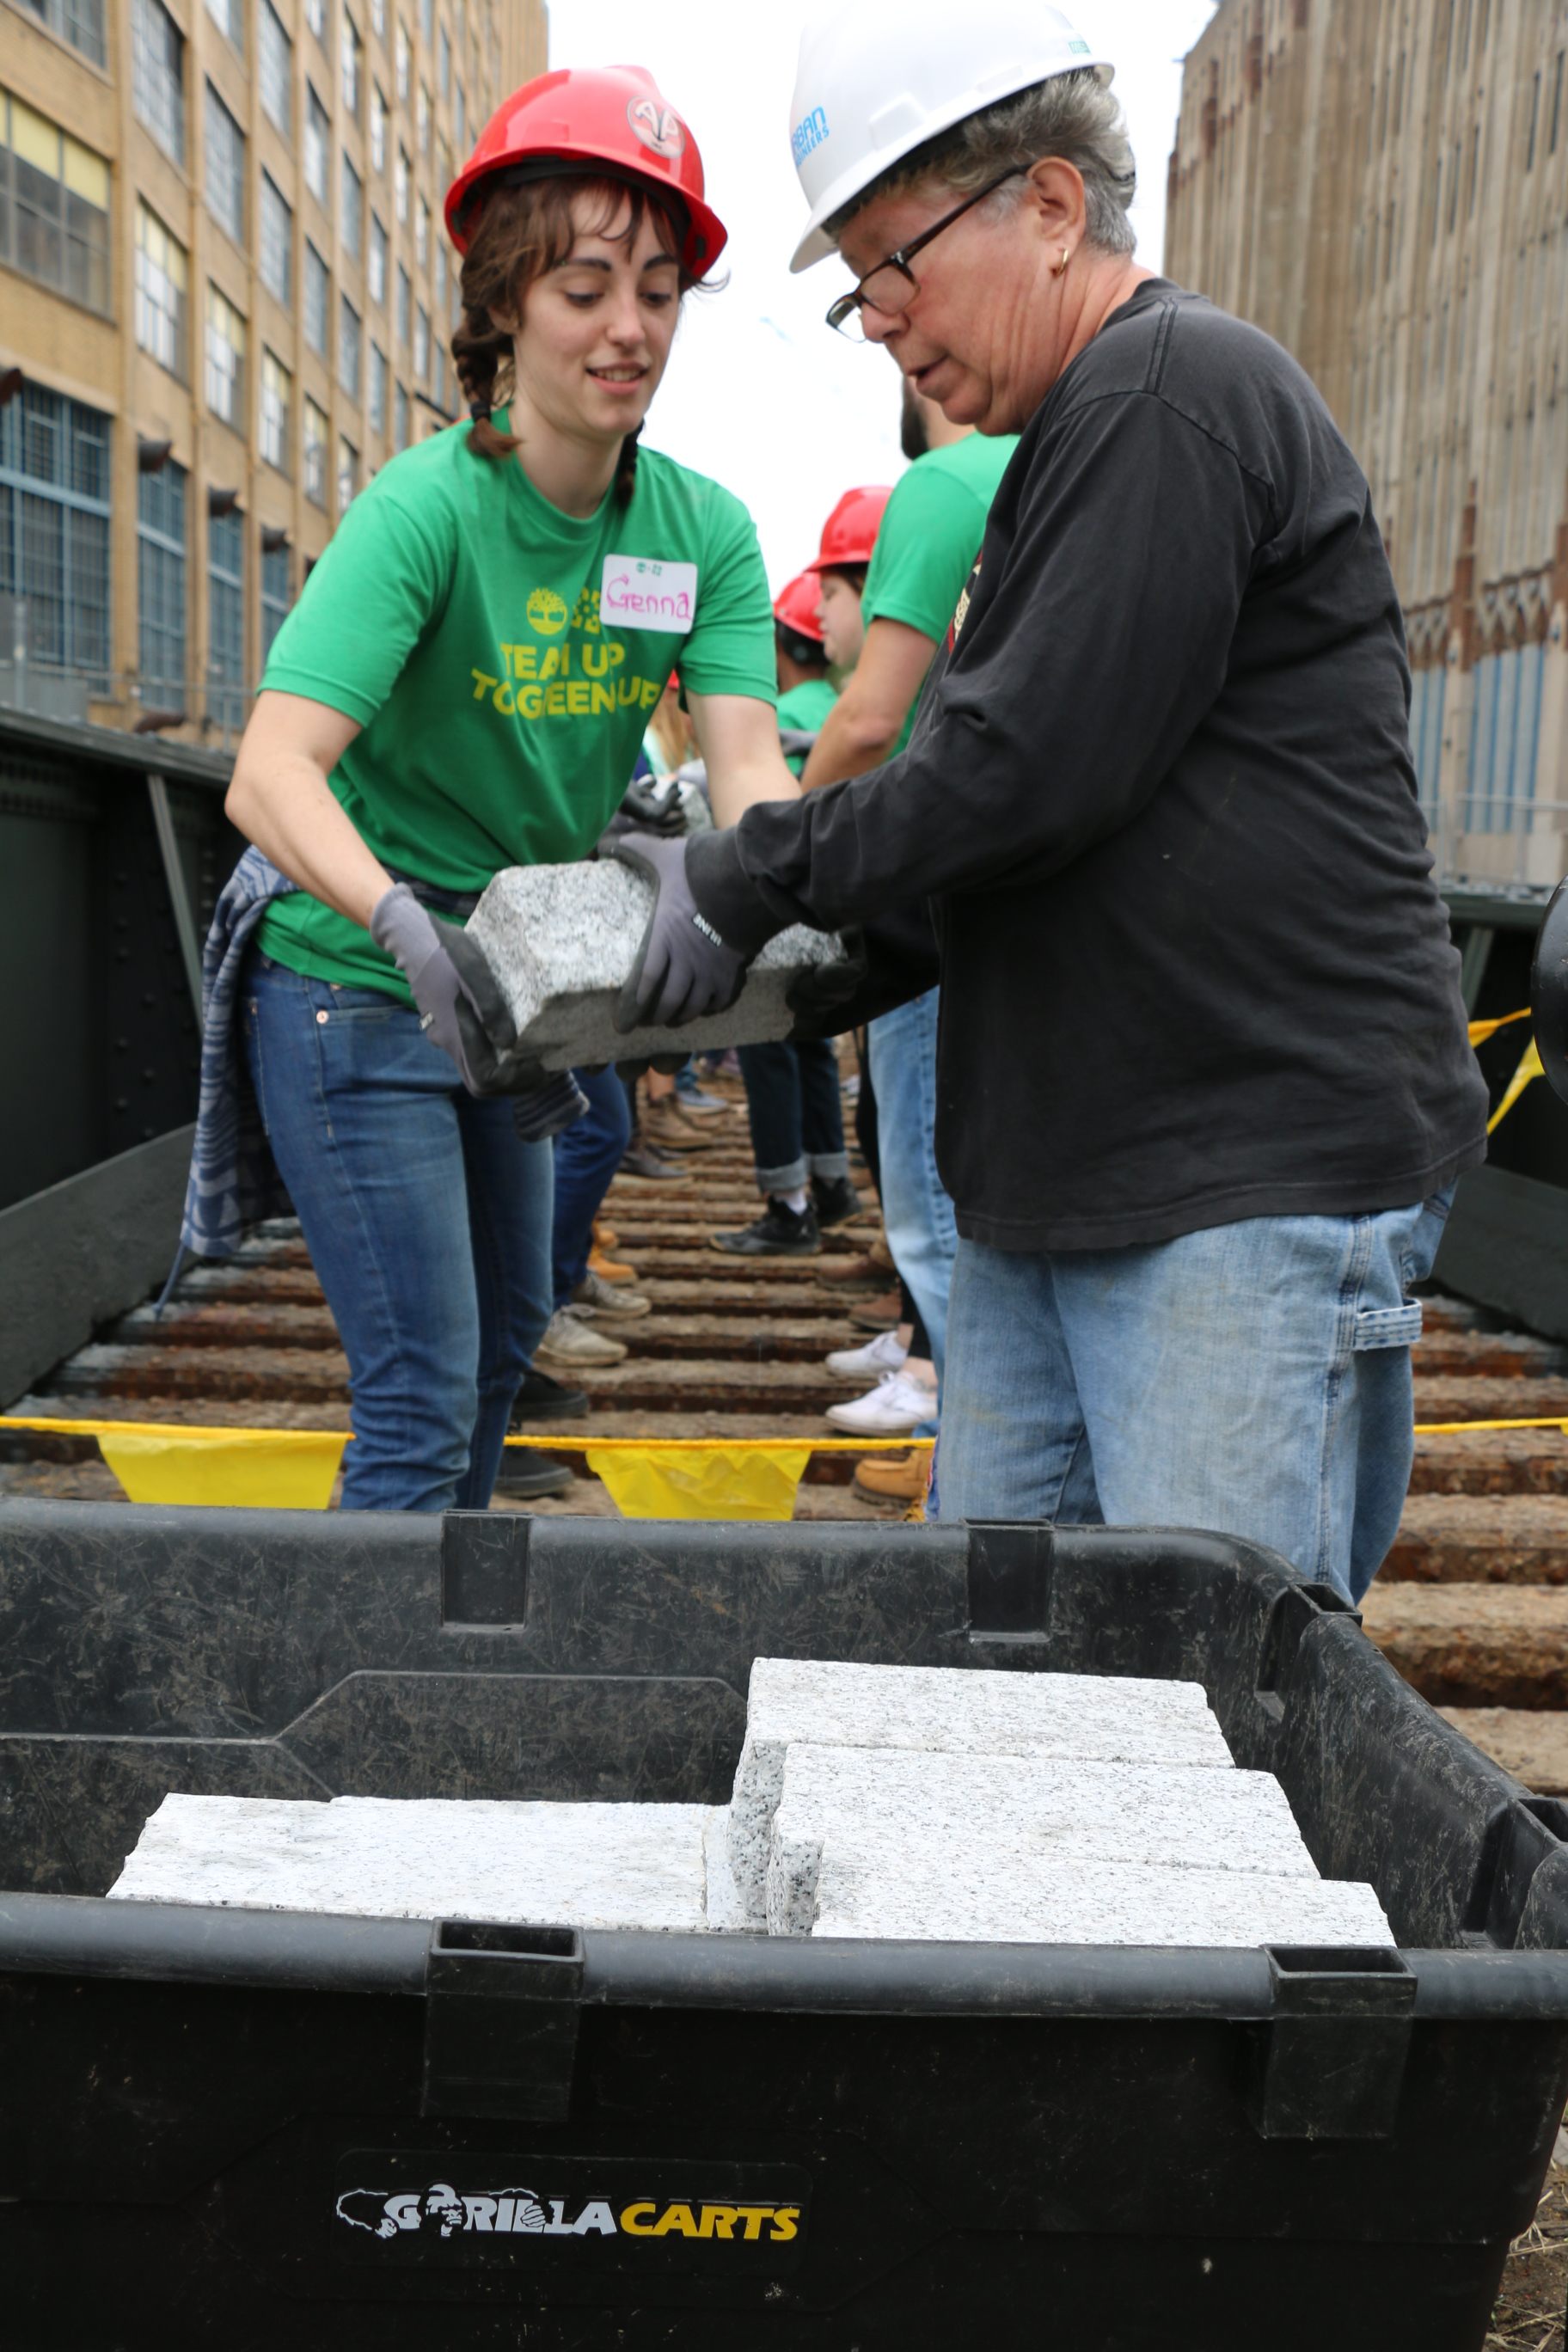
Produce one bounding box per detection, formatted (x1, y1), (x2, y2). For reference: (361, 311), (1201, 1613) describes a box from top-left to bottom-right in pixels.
(791, 107), (830, 166)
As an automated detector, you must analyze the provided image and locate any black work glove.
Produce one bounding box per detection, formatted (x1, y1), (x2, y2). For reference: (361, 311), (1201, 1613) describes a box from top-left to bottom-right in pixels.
(610, 831), (752, 1031)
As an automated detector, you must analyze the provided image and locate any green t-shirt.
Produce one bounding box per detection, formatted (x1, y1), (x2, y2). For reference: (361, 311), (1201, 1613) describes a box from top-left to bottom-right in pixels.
(861, 431), (1020, 752)
(257, 415), (775, 995)
(775, 674), (836, 775)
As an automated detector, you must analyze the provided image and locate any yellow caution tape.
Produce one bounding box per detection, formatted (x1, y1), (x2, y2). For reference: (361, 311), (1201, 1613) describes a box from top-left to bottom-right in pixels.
(1415, 1416), (1568, 1435)
(1467, 1008), (1532, 1044)
(1485, 1037), (1544, 1135)
(0, 1418), (928, 1520)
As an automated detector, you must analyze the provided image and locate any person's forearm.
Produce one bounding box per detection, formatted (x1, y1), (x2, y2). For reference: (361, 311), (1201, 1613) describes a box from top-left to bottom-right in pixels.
(707, 747), (800, 826)
(799, 691), (903, 791)
(226, 750), (392, 928)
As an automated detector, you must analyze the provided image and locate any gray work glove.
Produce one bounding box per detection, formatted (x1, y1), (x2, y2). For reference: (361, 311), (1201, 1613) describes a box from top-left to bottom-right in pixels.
(368, 882), (587, 1138)
(370, 882), (491, 1091)
(610, 832), (749, 1032)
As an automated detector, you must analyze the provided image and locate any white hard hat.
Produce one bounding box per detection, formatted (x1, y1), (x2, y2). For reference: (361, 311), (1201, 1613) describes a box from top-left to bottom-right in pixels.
(787, 0), (1113, 273)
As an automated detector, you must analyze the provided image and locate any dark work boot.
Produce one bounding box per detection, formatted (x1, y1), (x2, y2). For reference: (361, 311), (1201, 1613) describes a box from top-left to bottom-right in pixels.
(510, 1365), (590, 1422)
(493, 1444), (575, 1498)
(709, 1198), (823, 1258)
(811, 1174), (861, 1229)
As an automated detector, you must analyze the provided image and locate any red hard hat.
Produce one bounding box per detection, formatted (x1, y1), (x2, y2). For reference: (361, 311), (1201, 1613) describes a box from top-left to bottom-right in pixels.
(444, 65), (727, 276)
(805, 485), (893, 574)
(772, 571), (826, 644)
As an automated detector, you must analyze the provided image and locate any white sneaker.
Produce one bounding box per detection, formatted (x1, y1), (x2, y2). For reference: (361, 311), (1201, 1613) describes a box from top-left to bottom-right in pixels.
(824, 1369), (938, 1436)
(825, 1327), (910, 1381)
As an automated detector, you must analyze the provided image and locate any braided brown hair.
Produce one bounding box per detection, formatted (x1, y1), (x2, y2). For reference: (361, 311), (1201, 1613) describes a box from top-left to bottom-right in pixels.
(451, 174), (695, 500)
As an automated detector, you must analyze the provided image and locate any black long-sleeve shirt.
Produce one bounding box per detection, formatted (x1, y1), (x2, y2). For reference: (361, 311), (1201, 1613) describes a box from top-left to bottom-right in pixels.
(702, 279), (1487, 1251)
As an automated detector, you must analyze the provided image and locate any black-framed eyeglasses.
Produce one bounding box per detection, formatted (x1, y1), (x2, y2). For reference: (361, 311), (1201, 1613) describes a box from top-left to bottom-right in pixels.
(824, 168), (1026, 340)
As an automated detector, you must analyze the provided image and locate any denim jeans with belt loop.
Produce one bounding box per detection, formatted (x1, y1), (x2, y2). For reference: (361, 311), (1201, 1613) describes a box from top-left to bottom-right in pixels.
(242, 952), (554, 1512)
(935, 1191), (1453, 1602)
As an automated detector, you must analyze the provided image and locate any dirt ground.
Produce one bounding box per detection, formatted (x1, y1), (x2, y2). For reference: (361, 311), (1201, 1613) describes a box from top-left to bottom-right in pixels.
(1492, 2159), (1568, 2349)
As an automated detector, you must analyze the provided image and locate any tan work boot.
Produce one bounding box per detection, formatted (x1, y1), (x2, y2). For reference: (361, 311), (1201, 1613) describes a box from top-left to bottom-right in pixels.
(852, 1449), (931, 1508)
(535, 1306), (628, 1368)
(573, 1268), (652, 1320)
(588, 1244), (639, 1286)
(643, 1097), (718, 1154)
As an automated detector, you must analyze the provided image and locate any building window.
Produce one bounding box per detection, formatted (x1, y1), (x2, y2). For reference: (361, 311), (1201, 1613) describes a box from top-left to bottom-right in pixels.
(369, 339), (388, 434)
(208, 504), (246, 732)
(1528, 70), (1542, 171)
(260, 172), (292, 307)
(260, 537), (291, 658)
(371, 81), (388, 173)
(303, 0), (324, 41)
(135, 201), (187, 377)
(303, 395), (328, 505)
(396, 260), (411, 347)
(369, 210), (388, 303)
(394, 378), (409, 450)
(438, 24), (450, 98)
(137, 457), (187, 707)
(340, 292), (362, 399)
(395, 141), (409, 223)
(342, 152), (363, 257)
(414, 300), (429, 380)
(433, 341), (446, 410)
(205, 0), (242, 55)
(453, 78), (463, 152)
(395, 20), (409, 102)
(259, 0), (292, 136)
(17, 0), (106, 68)
(434, 239), (445, 312)
(0, 94), (112, 316)
(337, 434), (358, 511)
(132, 0), (185, 165)
(368, 0), (384, 41)
(417, 80), (430, 157)
(305, 83), (331, 207)
(0, 377), (112, 692)
(205, 283), (247, 426)
(205, 83), (246, 246)
(304, 239), (329, 352)
(260, 347), (291, 470)
(340, 13), (363, 119)
(415, 194), (429, 271)
(418, 0), (430, 49)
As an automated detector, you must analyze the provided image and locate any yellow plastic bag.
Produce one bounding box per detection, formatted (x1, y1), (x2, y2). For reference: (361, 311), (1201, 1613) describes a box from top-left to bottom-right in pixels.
(1487, 1038), (1543, 1136)
(97, 1428), (348, 1510)
(585, 1442), (812, 1522)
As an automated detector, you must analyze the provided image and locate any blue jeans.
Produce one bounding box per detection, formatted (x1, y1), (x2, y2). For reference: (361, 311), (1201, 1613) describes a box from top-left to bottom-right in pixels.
(243, 953), (554, 1513)
(551, 1063), (632, 1308)
(737, 1038), (849, 1194)
(935, 1194), (1453, 1603)
(867, 989), (958, 1397)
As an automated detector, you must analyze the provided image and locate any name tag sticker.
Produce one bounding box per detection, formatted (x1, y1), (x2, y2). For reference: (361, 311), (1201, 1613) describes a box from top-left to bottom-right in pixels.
(602, 555), (697, 634)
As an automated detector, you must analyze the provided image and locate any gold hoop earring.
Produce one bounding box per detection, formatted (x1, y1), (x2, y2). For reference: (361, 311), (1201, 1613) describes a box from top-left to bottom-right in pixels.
(1054, 245), (1069, 277)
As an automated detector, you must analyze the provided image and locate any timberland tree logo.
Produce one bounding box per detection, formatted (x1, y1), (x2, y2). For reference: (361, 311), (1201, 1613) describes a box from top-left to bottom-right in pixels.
(526, 587), (570, 636)
(334, 2177), (803, 2247)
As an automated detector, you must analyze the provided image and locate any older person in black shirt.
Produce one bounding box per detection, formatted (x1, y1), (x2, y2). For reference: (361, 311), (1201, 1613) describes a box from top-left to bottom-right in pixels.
(612, 13), (1486, 1600)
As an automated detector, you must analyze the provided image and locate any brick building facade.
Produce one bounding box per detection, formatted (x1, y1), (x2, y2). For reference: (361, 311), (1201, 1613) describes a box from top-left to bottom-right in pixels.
(1166, 0), (1568, 886)
(0, 0), (544, 736)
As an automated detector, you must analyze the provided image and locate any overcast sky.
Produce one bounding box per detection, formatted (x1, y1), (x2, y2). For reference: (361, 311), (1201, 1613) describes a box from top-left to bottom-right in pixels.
(543, 0), (1220, 587)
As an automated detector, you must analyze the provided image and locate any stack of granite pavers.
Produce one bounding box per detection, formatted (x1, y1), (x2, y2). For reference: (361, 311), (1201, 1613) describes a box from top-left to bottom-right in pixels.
(111, 1658), (1392, 1947)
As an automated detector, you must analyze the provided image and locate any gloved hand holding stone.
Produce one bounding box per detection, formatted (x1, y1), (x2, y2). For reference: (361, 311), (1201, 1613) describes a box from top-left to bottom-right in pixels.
(610, 832), (751, 1031)
(369, 882), (493, 1091)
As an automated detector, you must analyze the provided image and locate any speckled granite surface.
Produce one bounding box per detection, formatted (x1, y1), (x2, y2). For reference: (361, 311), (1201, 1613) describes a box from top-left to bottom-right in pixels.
(465, 861), (848, 1069)
(728, 1657), (1233, 1927)
(763, 1746), (1318, 1936)
(109, 1792), (724, 1932)
(806, 1854), (1393, 1946)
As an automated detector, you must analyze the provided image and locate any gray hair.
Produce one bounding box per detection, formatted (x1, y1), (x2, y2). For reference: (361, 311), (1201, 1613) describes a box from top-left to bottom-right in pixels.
(828, 69), (1137, 258)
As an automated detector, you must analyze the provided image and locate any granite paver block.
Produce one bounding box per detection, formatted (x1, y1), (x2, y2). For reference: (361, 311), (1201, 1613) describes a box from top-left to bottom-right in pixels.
(109, 1793), (723, 1932)
(729, 1658), (1233, 1927)
(807, 1853), (1393, 1947)
(763, 1747), (1318, 1936)
(465, 862), (849, 1070)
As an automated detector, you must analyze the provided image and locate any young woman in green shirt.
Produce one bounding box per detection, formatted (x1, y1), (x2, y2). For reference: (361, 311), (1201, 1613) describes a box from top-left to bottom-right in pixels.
(221, 65), (794, 1511)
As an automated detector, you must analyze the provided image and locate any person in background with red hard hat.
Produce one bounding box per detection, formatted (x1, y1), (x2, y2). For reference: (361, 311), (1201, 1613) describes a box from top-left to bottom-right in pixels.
(211, 64), (797, 1513)
(709, 565), (860, 1258)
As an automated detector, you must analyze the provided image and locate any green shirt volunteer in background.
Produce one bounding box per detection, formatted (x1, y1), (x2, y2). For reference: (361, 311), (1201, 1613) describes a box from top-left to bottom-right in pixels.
(862, 432), (1020, 753)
